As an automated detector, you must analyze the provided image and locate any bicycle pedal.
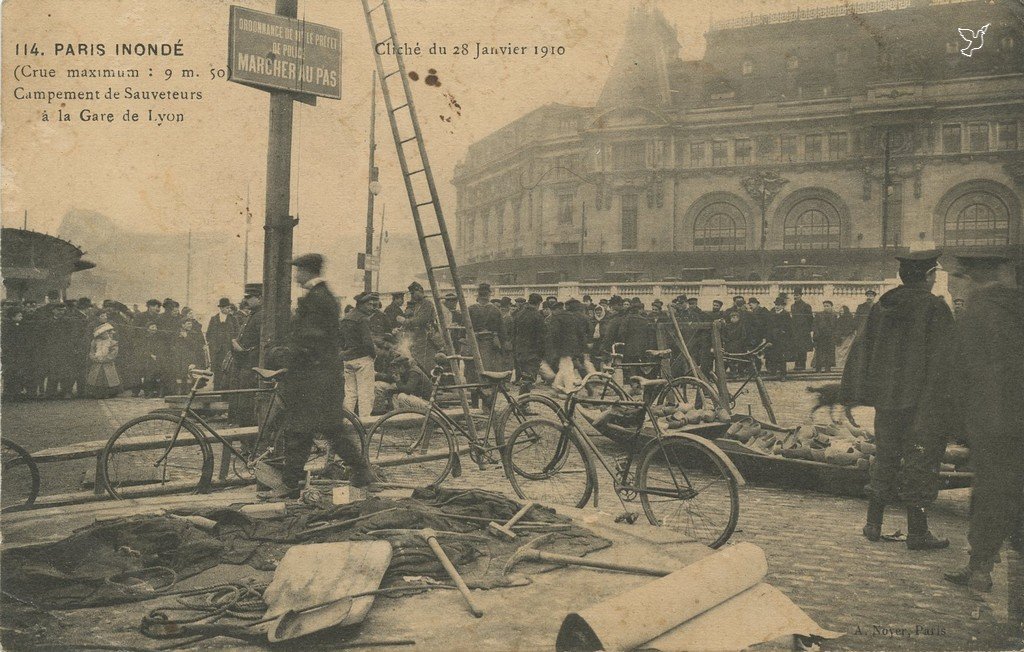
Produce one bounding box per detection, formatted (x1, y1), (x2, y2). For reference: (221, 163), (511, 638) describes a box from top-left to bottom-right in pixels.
(614, 512), (640, 524)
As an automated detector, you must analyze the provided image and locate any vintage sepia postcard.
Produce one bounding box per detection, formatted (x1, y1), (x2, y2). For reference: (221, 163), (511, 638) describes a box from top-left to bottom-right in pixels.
(1, 0), (1022, 650)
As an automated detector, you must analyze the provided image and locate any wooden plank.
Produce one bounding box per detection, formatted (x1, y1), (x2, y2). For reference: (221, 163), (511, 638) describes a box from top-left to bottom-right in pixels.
(32, 427), (260, 463)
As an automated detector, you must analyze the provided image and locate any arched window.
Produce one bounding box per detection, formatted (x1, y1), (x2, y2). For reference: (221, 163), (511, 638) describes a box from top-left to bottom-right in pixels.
(944, 192), (1011, 245)
(694, 204), (746, 251)
(783, 200), (841, 249)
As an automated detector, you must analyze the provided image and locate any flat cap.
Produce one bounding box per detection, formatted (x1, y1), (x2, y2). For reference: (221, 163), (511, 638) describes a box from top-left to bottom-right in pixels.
(290, 252), (324, 272)
(478, 282), (492, 294)
(243, 283), (263, 298)
(354, 291), (379, 304)
(894, 249), (941, 263)
(408, 281), (424, 292)
(147, 298), (162, 307)
(443, 292), (457, 301)
(514, 297), (526, 304)
(499, 296), (512, 305)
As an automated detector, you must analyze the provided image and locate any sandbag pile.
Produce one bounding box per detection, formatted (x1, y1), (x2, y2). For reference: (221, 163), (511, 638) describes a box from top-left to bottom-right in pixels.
(724, 417), (970, 472)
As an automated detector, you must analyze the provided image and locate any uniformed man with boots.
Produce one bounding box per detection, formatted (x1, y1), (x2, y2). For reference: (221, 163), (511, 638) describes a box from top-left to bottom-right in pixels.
(841, 249), (956, 550)
(944, 254), (1024, 592)
(269, 254), (375, 498)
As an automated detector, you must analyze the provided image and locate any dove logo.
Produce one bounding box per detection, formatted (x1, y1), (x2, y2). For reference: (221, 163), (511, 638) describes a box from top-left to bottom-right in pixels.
(958, 23), (990, 57)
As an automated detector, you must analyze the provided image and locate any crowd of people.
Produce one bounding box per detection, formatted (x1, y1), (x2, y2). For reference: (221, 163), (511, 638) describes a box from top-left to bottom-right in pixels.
(0, 287), (262, 402)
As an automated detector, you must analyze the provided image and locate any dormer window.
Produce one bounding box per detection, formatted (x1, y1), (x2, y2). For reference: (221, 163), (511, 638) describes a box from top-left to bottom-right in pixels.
(742, 59), (753, 75)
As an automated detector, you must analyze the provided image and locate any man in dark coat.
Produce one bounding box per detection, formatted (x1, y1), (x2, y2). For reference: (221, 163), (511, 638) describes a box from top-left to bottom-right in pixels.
(546, 301), (584, 392)
(464, 283), (509, 406)
(207, 297), (240, 390)
(765, 295), (792, 378)
(275, 253), (372, 496)
(228, 284), (262, 426)
(402, 282), (439, 372)
(512, 293), (545, 393)
(789, 288), (814, 371)
(606, 298), (655, 364)
(841, 250), (956, 550)
(340, 291), (379, 420)
(854, 288), (877, 332)
(811, 300), (838, 372)
(944, 255), (1024, 591)
(383, 292), (405, 332)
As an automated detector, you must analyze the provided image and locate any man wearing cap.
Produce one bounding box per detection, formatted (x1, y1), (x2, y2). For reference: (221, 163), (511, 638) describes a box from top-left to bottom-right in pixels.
(812, 300), (838, 372)
(854, 289), (877, 332)
(512, 293), (546, 393)
(944, 254), (1024, 591)
(340, 291), (379, 420)
(597, 295), (625, 355)
(157, 299), (183, 396)
(228, 284), (262, 426)
(276, 253), (373, 495)
(465, 283), (509, 404)
(402, 281), (440, 372)
(383, 292), (406, 332)
(546, 301), (584, 392)
(765, 294), (793, 378)
(206, 297), (240, 390)
(439, 292), (465, 349)
(841, 249), (956, 550)
(606, 297), (655, 368)
(745, 297), (768, 349)
(790, 288), (814, 372)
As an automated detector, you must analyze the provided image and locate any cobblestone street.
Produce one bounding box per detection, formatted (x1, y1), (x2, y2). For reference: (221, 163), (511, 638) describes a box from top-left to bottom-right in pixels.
(2, 377), (1019, 650)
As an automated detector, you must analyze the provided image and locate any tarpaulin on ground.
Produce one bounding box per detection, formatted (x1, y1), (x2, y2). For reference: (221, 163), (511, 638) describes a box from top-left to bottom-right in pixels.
(1, 488), (609, 610)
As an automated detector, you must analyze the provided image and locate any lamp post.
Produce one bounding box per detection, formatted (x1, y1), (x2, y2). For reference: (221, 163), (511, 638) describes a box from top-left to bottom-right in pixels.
(741, 170), (789, 277)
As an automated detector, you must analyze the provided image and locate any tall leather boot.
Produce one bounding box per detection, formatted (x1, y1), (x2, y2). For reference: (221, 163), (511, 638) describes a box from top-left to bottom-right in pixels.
(862, 499), (885, 541)
(906, 506), (949, 550)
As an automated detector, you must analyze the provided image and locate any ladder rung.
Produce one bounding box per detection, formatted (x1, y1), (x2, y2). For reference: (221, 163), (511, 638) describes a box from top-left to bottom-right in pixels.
(400, 135), (418, 144)
(416, 200), (434, 208)
(376, 36), (394, 47)
(384, 69), (402, 80)
(423, 232), (443, 238)
(367, 1), (385, 13)
(391, 102), (409, 113)
(407, 168), (425, 176)
(430, 264), (450, 271)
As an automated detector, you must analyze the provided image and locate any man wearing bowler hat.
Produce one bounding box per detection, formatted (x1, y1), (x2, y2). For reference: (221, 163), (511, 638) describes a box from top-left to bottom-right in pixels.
(842, 249), (956, 550)
(944, 254), (1024, 592)
(206, 297), (240, 390)
(340, 291), (379, 419)
(271, 253), (373, 497)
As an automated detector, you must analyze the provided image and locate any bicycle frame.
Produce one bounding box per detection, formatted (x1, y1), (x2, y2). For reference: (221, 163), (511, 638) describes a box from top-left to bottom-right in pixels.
(551, 372), (700, 510)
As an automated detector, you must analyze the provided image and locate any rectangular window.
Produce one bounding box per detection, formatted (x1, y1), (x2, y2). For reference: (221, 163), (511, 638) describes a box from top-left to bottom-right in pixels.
(495, 205), (504, 238)
(612, 142), (646, 170)
(553, 242), (580, 255)
(756, 136), (776, 162)
(804, 134), (822, 162)
(711, 141), (728, 167)
(621, 194), (638, 250)
(481, 209), (489, 242)
(997, 122), (1018, 150)
(942, 124), (962, 153)
(781, 136), (798, 162)
(968, 123), (989, 152)
(557, 194), (573, 225)
(827, 133), (848, 160)
(690, 142), (706, 168)
(735, 139), (752, 165)
(512, 200), (521, 233)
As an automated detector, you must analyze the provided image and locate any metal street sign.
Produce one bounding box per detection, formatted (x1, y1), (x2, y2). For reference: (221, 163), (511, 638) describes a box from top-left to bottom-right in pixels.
(228, 5), (342, 100)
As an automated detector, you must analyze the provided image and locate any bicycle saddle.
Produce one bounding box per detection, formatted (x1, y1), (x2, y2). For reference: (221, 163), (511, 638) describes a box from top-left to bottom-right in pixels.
(252, 367), (288, 380)
(480, 370), (513, 382)
(645, 349), (673, 359)
(188, 367), (214, 379)
(629, 376), (668, 388)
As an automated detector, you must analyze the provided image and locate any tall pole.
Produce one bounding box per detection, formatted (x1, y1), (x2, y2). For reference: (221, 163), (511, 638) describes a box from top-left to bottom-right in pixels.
(375, 203), (387, 293)
(579, 201), (586, 278)
(23, 209), (27, 230)
(260, 0), (298, 365)
(243, 184), (251, 286)
(185, 229), (192, 307)
(364, 69), (378, 293)
(881, 128), (891, 252)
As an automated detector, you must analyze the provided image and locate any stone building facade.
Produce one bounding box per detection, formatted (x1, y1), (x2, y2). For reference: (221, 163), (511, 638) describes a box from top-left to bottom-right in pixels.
(452, 0), (1024, 288)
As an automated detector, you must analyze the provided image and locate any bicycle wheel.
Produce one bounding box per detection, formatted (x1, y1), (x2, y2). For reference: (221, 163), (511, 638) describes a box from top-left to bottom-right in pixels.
(654, 377), (722, 412)
(1, 438), (40, 512)
(101, 414), (213, 500)
(504, 418), (595, 509)
(364, 408), (456, 487)
(636, 435), (739, 548)
(493, 391), (564, 448)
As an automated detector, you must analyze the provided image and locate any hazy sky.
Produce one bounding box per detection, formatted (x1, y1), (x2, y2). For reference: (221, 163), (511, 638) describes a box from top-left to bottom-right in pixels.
(2, 0), (849, 298)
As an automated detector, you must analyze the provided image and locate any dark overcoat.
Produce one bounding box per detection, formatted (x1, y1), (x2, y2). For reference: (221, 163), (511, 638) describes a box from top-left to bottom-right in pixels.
(280, 281), (346, 431)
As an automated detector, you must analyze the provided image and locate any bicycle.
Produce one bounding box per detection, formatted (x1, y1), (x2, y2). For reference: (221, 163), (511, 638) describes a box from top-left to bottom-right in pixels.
(364, 353), (558, 487)
(1, 438), (40, 513)
(100, 366), (366, 499)
(502, 372), (742, 548)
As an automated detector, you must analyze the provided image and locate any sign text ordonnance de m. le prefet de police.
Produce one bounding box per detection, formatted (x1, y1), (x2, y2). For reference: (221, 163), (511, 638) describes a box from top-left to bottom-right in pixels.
(227, 5), (341, 99)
